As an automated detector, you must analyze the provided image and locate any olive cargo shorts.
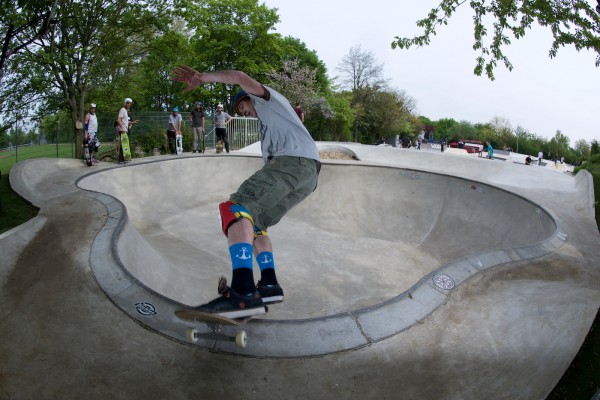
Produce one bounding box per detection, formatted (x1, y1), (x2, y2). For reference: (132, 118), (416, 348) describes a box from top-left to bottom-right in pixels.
(230, 156), (320, 232)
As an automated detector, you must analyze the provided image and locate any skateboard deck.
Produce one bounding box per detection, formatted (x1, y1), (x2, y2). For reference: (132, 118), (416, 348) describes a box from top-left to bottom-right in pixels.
(216, 141), (223, 154)
(83, 143), (92, 166)
(176, 134), (183, 155)
(120, 132), (131, 161)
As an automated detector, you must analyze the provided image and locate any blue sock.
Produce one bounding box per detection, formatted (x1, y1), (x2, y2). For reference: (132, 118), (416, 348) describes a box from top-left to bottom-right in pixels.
(257, 251), (277, 285)
(229, 243), (254, 294)
(229, 243), (253, 270)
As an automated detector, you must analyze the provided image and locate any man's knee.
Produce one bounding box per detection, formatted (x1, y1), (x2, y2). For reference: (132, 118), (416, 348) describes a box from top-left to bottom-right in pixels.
(218, 201), (254, 237)
(254, 225), (268, 239)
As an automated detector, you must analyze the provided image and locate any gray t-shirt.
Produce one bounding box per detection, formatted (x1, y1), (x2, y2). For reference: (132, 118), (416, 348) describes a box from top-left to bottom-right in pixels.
(214, 111), (231, 128)
(250, 86), (320, 164)
(167, 113), (182, 131)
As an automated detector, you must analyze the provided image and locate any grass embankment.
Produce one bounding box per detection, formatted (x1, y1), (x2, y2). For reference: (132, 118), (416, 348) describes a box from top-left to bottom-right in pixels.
(0, 173), (38, 234)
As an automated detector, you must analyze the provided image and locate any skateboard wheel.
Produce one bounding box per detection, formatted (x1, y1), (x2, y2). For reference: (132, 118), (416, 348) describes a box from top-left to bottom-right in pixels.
(186, 328), (199, 343)
(235, 331), (248, 348)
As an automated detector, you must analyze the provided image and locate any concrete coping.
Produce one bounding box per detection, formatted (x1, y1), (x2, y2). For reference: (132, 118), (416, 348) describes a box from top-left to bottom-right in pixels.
(78, 156), (567, 358)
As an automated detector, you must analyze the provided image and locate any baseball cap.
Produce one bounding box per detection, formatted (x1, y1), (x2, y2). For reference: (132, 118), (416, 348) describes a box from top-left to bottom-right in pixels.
(233, 91), (250, 114)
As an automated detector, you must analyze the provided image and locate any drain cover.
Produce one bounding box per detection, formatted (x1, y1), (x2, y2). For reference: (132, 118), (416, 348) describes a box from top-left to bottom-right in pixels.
(433, 274), (455, 290)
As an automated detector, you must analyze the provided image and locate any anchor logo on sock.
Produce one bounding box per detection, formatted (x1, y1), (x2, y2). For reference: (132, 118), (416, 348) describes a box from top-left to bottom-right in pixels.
(236, 246), (252, 260)
(259, 254), (273, 264)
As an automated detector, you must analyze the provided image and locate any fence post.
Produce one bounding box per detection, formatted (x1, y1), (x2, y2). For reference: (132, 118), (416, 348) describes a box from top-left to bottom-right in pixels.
(14, 117), (18, 163)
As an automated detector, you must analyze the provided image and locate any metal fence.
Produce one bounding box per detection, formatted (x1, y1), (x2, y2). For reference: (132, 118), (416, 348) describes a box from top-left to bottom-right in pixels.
(0, 112), (260, 169)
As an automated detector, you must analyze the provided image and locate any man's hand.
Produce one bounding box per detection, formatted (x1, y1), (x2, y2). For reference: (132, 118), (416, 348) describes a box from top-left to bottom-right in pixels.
(172, 65), (205, 92)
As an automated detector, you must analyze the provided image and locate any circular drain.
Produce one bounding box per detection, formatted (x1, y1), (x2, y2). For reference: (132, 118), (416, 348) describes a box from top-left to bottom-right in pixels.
(433, 274), (455, 290)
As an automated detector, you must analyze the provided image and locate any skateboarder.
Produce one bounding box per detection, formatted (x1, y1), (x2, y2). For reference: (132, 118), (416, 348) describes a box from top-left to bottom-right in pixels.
(173, 67), (321, 318)
(214, 103), (232, 153)
(167, 107), (183, 154)
(117, 98), (138, 164)
(189, 102), (205, 153)
(83, 103), (101, 165)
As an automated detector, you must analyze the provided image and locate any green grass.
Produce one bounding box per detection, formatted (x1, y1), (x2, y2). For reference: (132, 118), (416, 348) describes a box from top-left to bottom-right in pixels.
(0, 143), (75, 174)
(0, 150), (598, 398)
(0, 173), (39, 234)
(0, 142), (117, 175)
(547, 310), (600, 399)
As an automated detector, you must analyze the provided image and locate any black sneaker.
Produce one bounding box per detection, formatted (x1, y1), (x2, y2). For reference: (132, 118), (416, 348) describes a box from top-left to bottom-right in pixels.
(196, 286), (266, 319)
(256, 281), (284, 304)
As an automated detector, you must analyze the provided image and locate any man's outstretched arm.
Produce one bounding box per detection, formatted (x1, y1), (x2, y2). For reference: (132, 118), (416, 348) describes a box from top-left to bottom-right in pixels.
(172, 67), (265, 97)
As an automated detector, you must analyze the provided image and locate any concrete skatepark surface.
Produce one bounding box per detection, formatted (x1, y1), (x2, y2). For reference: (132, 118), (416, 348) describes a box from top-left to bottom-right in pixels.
(2, 142), (600, 399)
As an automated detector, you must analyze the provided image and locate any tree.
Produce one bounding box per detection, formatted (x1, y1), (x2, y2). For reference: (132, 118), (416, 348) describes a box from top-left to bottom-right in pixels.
(137, 30), (193, 111)
(179, 0), (281, 109)
(0, 0), (58, 80)
(490, 116), (513, 148)
(392, 1), (600, 80)
(418, 116), (436, 140)
(434, 118), (458, 140)
(266, 59), (320, 108)
(1, 0), (168, 158)
(548, 129), (571, 159)
(514, 125), (535, 153)
(446, 120), (478, 142)
(574, 138), (591, 159)
(591, 139), (600, 156)
(337, 45), (392, 142)
(337, 45), (386, 92)
(278, 36), (330, 93)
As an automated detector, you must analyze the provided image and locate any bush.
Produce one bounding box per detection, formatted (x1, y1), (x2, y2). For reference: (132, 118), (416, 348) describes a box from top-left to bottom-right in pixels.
(134, 127), (168, 154)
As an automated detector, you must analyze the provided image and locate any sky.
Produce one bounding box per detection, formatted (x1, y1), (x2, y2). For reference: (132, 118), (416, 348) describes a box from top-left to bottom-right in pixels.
(261, 0), (599, 146)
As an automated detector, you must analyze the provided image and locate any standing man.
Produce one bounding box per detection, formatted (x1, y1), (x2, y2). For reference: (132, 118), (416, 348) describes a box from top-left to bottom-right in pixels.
(293, 102), (304, 124)
(84, 103), (101, 165)
(173, 67), (321, 318)
(167, 107), (183, 154)
(189, 102), (205, 153)
(486, 140), (494, 160)
(117, 98), (138, 164)
(214, 103), (232, 153)
(538, 150), (544, 166)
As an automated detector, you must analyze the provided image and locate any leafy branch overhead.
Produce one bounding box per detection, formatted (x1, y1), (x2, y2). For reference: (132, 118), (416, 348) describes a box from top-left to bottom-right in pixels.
(391, 0), (600, 80)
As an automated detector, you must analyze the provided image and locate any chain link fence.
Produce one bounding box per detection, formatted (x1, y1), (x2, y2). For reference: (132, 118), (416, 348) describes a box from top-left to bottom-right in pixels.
(0, 112), (259, 172)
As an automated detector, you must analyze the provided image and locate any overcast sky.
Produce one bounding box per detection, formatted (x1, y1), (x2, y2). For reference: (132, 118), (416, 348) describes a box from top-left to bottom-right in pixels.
(261, 0), (599, 146)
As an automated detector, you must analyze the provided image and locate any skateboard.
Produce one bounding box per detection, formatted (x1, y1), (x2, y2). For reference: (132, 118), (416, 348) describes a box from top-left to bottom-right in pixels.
(216, 141), (223, 154)
(77, 121), (92, 166)
(176, 134), (183, 155)
(83, 143), (92, 166)
(201, 127), (214, 153)
(175, 309), (254, 348)
(175, 276), (266, 348)
(120, 132), (131, 161)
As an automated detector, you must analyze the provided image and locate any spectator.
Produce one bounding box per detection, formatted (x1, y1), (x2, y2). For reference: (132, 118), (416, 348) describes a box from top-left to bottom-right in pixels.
(83, 103), (101, 165)
(189, 102), (205, 153)
(293, 102), (304, 123)
(214, 103), (232, 153)
(167, 107), (182, 154)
